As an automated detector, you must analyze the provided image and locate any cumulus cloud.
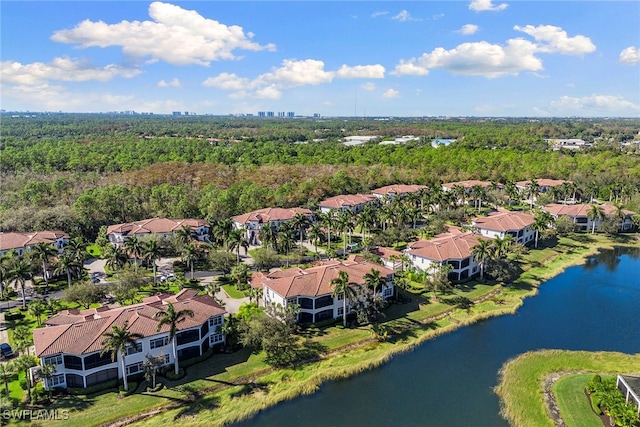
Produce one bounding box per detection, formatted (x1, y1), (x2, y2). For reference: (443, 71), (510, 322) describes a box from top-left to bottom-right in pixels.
(205, 59), (385, 98)
(619, 46), (640, 65)
(548, 94), (639, 116)
(1, 57), (141, 85)
(383, 89), (400, 98)
(361, 82), (377, 91)
(157, 78), (181, 88)
(394, 24), (595, 78)
(50, 1), (276, 66)
(457, 24), (479, 35)
(514, 25), (595, 55)
(336, 64), (385, 79)
(392, 10), (421, 22)
(469, 0), (508, 12)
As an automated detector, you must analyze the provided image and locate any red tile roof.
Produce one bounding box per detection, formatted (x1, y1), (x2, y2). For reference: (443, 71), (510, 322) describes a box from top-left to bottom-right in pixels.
(106, 218), (209, 236)
(472, 211), (535, 232)
(34, 289), (226, 357)
(232, 208), (313, 225)
(407, 231), (490, 262)
(542, 203), (634, 218)
(319, 194), (377, 209)
(515, 178), (568, 188)
(372, 184), (428, 196)
(0, 231), (69, 251)
(251, 259), (394, 298)
(442, 180), (500, 189)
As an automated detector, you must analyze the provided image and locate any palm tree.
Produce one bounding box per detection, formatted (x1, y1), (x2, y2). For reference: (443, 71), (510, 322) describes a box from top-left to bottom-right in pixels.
(228, 229), (249, 264)
(277, 227), (295, 265)
(103, 244), (128, 272)
(13, 325), (33, 355)
(319, 211), (335, 249)
(0, 362), (13, 398)
(124, 236), (144, 270)
(587, 204), (605, 234)
(357, 205), (376, 239)
(8, 257), (32, 308)
(154, 302), (195, 375)
(258, 223), (278, 250)
(175, 224), (195, 248)
(363, 268), (386, 298)
(306, 224), (324, 258)
(181, 243), (200, 280)
(28, 298), (47, 326)
(54, 250), (77, 288)
(100, 321), (143, 392)
(248, 286), (263, 306)
(12, 355), (36, 403)
(532, 210), (554, 248)
(331, 270), (357, 327)
(212, 218), (234, 250)
(142, 239), (162, 287)
(471, 239), (492, 280)
(492, 234), (515, 260)
(31, 242), (57, 290)
(290, 213), (310, 254)
(525, 179), (539, 210)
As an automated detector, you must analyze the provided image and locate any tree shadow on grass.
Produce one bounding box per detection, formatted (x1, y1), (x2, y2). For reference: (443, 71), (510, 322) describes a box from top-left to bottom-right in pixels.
(172, 394), (221, 420)
(229, 380), (274, 399)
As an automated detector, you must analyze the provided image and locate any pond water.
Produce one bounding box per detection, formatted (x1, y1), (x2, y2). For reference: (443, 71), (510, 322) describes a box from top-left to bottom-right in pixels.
(236, 247), (640, 427)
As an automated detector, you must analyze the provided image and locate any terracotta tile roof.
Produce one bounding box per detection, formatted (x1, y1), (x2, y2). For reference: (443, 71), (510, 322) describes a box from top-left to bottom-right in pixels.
(34, 290), (226, 357)
(106, 218), (209, 235)
(442, 180), (500, 189)
(251, 260), (394, 298)
(542, 203), (634, 218)
(232, 208), (313, 225)
(319, 194), (377, 209)
(370, 247), (403, 260)
(515, 178), (568, 188)
(472, 211), (535, 232)
(0, 230), (69, 251)
(371, 184), (428, 196)
(407, 232), (491, 262)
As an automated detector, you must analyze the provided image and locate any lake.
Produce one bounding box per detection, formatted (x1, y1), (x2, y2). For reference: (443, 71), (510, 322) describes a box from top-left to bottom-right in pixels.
(236, 247), (640, 427)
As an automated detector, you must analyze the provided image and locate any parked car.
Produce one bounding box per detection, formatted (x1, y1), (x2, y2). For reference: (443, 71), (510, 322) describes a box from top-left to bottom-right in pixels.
(0, 343), (14, 359)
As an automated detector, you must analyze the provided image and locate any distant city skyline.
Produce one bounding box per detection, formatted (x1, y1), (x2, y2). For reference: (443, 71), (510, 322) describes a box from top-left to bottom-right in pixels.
(1, 1), (639, 117)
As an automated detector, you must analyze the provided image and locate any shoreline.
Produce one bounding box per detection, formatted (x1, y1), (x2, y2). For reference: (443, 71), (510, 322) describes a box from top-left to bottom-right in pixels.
(38, 235), (639, 427)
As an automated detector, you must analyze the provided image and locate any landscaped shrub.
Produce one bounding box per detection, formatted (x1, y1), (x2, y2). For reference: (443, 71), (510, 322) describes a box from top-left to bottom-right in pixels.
(146, 383), (164, 393)
(164, 368), (185, 381)
(67, 379), (118, 396)
(181, 348), (214, 368)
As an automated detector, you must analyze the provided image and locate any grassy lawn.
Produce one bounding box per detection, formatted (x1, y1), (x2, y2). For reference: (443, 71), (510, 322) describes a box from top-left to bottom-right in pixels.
(553, 374), (603, 427)
(495, 350), (640, 427)
(221, 284), (246, 299)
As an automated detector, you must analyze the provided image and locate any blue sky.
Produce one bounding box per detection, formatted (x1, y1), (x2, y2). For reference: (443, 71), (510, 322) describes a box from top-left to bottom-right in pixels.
(2, 1), (639, 117)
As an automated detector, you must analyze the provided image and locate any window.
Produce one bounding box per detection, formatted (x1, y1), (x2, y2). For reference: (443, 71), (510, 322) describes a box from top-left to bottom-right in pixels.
(48, 374), (65, 387)
(150, 337), (169, 349)
(162, 354), (170, 365)
(84, 352), (113, 370)
(126, 362), (143, 376)
(126, 342), (142, 356)
(336, 292), (344, 301)
(44, 354), (63, 366)
(177, 329), (200, 346)
(383, 288), (393, 298)
(209, 334), (224, 346)
(64, 355), (82, 370)
(208, 316), (223, 327)
(286, 297), (297, 306)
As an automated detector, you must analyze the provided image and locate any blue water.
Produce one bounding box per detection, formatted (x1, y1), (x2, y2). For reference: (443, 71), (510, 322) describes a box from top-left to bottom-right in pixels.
(236, 247), (640, 427)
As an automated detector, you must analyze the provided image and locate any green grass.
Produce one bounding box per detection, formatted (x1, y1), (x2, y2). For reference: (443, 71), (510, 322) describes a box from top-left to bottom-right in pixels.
(495, 350), (640, 427)
(85, 244), (102, 257)
(221, 284), (246, 299)
(552, 374), (603, 427)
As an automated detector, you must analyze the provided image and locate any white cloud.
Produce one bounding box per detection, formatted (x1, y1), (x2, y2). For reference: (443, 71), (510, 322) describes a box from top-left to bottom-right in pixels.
(514, 25), (595, 55)
(371, 11), (389, 18)
(392, 10), (421, 22)
(50, 1), (276, 66)
(1, 57), (141, 85)
(619, 46), (640, 65)
(336, 64), (385, 79)
(469, 0), (508, 12)
(394, 25), (595, 78)
(548, 94), (639, 116)
(206, 59), (384, 99)
(457, 24), (479, 35)
(157, 78), (181, 88)
(361, 82), (377, 91)
(383, 89), (400, 98)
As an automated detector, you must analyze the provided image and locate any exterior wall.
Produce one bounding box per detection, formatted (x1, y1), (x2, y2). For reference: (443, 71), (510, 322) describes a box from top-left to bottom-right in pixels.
(108, 228), (210, 247)
(476, 226), (536, 245)
(41, 314), (225, 389)
(0, 237), (69, 257)
(406, 253), (480, 282)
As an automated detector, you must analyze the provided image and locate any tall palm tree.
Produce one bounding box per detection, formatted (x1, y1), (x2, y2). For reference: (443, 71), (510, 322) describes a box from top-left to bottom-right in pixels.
(8, 257), (32, 308)
(258, 223), (278, 250)
(492, 234), (515, 260)
(587, 204), (605, 234)
(175, 224), (195, 249)
(331, 270), (357, 327)
(277, 227), (295, 266)
(319, 211), (335, 249)
(357, 204), (376, 239)
(525, 179), (539, 210)
(54, 250), (77, 288)
(363, 268), (386, 298)
(124, 236), (144, 270)
(181, 243), (200, 280)
(228, 229), (249, 264)
(154, 302), (194, 375)
(142, 239), (162, 287)
(100, 321), (143, 392)
(212, 218), (234, 250)
(532, 210), (554, 248)
(307, 224), (324, 258)
(471, 239), (492, 280)
(31, 242), (57, 290)
(290, 213), (310, 254)
(28, 298), (46, 326)
(103, 244), (128, 272)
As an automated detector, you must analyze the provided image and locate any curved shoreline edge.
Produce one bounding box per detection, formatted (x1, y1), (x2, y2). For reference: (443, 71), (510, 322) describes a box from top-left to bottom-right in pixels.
(101, 237), (640, 427)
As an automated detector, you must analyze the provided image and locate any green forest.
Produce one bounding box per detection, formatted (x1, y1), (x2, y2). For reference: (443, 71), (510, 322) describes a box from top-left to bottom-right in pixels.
(1, 114), (639, 239)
